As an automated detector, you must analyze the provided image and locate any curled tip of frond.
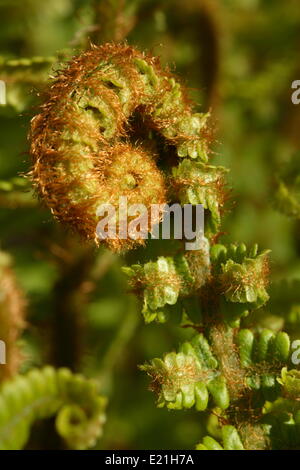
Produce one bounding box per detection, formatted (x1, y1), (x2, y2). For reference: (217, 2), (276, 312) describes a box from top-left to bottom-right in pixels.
(29, 43), (212, 251)
(123, 249), (210, 323)
(0, 366), (107, 450)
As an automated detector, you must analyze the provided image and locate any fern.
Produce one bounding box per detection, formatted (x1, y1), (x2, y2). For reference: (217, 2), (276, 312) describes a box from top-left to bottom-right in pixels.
(0, 366), (107, 450)
(29, 43), (211, 252)
(24, 43), (300, 450)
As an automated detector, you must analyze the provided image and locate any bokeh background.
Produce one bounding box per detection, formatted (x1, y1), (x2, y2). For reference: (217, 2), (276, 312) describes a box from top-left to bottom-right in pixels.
(0, 0), (300, 449)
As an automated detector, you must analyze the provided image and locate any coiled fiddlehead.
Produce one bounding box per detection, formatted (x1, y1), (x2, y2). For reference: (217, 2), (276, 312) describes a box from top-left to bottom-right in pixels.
(143, 328), (296, 450)
(123, 237), (210, 323)
(0, 366), (107, 450)
(141, 328), (291, 412)
(196, 425), (244, 450)
(140, 333), (230, 411)
(29, 43), (211, 251)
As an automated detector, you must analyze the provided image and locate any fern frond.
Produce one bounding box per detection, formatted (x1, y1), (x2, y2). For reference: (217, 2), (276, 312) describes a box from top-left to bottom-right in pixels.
(141, 326), (293, 410)
(172, 159), (229, 233)
(140, 334), (229, 411)
(123, 244), (210, 323)
(237, 329), (290, 401)
(0, 366), (107, 450)
(29, 44), (212, 251)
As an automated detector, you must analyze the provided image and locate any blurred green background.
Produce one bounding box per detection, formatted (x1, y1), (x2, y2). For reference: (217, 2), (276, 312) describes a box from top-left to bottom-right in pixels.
(0, 0), (300, 449)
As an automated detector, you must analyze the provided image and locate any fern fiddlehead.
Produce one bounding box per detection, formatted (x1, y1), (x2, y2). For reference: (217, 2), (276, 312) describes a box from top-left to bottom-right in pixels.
(0, 366), (107, 450)
(29, 43), (211, 251)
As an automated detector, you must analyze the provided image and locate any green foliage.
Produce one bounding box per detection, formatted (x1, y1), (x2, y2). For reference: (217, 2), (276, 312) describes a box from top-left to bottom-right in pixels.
(0, 366), (107, 450)
(172, 159), (228, 233)
(123, 248), (210, 323)
(141, 334), (229, 411)
(210, 243), (270, 325)
(0, 0), (300, 452)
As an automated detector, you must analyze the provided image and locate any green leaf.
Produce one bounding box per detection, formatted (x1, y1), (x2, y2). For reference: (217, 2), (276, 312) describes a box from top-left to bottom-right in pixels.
(172, 159), (228, 232)
(197, 425), (244, 450)
(140, 334), (229, 411)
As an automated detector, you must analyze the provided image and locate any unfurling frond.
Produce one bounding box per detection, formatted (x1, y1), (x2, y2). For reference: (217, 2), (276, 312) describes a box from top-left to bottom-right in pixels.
(29, 44), (211, 251)
(0, 366), (107, 450)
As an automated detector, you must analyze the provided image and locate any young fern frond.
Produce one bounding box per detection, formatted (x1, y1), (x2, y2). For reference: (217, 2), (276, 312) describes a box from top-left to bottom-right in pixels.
(210, 243), (270, 326)
(27, 43), (300, 450)
(29, 43), (211, 251)
(123, 240), (210, 323)
(140, 334), (229, 411)
(172, 159), (229, 233)
(124, 242), (269, 326)
(197, 368), (300, 450)
(0, 366), (107, 450)
(142, 329), (295, 449)
(196, 425), (244, 450)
